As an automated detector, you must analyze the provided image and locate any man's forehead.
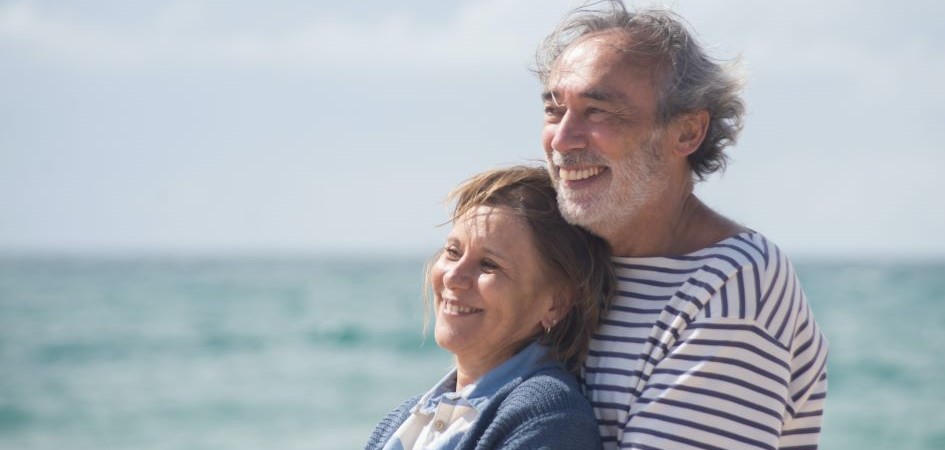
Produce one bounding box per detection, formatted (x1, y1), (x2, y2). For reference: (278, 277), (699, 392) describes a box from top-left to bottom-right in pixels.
(559, 30), (644, 67)
(546, 32), (659, 93)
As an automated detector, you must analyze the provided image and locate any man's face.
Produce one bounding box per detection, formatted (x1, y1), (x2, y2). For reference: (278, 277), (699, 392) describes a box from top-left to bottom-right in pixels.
(541, 33), (670, 234)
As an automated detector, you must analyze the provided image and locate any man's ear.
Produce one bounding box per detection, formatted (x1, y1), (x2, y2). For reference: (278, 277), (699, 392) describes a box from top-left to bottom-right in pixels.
(671, 110), (709, 157)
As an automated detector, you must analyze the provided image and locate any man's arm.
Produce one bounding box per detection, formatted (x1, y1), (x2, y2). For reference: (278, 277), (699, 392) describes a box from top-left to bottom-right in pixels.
(618, 247), (828, 449)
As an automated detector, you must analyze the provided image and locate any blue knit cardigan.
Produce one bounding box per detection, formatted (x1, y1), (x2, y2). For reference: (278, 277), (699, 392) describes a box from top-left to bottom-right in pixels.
(364, 363), (602, 450)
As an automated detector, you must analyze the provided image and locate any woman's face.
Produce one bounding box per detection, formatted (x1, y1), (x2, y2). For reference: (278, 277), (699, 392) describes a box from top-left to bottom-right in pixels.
(432, 205), (557, 371)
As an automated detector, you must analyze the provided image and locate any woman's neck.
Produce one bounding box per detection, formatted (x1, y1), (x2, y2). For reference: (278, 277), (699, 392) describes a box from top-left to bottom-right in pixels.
(453, 341), (526, 391)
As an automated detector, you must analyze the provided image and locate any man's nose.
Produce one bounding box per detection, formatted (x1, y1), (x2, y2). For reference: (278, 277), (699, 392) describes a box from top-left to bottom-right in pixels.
(551, 110), (588, 153)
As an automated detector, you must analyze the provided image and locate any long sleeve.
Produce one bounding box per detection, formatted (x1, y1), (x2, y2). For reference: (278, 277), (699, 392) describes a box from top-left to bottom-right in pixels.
(587, 233), (828, 449)
(364, 395), (420, 450)
(465, 370), (602, 450)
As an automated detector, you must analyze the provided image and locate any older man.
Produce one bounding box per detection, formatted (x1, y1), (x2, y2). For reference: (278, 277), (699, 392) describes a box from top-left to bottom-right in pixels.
(536, 2), (828, 449)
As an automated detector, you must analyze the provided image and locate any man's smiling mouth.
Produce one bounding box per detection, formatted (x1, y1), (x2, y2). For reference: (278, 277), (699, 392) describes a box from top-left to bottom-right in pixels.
(559, 166), (605, 181)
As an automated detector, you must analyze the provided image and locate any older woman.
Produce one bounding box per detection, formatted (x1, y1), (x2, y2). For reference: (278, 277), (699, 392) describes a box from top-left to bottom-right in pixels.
(365, 166), (614, 450)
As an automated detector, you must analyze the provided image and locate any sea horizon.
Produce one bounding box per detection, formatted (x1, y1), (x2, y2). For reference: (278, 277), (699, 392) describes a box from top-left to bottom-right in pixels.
(2, 254), (943, 449)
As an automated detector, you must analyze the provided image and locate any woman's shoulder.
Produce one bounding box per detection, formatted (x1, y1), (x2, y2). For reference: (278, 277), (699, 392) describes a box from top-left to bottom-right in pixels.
(476, 366), (601, 449)
(364, 394), (421, 450)
(500, 365), (592, 416)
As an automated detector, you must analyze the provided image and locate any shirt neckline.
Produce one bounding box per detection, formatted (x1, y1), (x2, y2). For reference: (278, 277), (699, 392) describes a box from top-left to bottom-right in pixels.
(415, 342), (553, 414)
(611, 230), (758, 265)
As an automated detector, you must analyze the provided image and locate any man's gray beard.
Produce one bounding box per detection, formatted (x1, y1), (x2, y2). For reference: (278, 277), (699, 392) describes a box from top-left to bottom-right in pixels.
(554, 132), (665, 239)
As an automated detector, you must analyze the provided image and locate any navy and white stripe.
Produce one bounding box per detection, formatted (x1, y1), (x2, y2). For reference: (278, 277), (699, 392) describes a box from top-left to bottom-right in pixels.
(583, 232), (828, 449)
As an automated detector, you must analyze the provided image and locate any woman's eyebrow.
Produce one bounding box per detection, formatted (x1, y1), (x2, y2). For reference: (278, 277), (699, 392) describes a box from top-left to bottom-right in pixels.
(480, 244), (511, 262)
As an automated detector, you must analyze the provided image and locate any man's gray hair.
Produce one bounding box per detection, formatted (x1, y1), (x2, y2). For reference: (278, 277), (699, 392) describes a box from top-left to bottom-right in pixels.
(535, 1), (745, 179)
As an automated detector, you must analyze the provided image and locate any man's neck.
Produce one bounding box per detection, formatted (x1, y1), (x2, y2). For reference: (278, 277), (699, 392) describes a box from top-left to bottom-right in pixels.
(603, 190), (746, 258)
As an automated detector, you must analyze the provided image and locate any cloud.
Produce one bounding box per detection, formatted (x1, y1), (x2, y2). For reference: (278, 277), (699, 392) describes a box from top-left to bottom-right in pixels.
(3, 0), (943, 256)
(0, 0), (567, 72)
(676, 1), (945, 106)
(0, 2), (147, 67)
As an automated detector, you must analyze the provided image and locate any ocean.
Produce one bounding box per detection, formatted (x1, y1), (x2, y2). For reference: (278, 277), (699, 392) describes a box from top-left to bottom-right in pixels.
(1, 256), (943, 449)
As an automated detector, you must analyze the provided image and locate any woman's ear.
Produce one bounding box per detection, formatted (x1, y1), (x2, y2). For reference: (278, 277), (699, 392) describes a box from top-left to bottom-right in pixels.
(540, 315), (557, 330)
(541, 290), (573, 330)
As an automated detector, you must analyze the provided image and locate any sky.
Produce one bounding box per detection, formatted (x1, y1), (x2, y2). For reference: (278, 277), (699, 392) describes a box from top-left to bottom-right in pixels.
(1, 0), (943, 258)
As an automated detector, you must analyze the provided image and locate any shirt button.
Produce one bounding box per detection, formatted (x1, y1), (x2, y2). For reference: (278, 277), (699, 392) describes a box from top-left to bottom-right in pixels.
(433, 420), (446, 432)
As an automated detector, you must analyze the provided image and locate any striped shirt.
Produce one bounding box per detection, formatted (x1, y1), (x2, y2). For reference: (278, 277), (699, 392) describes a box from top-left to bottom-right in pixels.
(583, 232), (828, 450)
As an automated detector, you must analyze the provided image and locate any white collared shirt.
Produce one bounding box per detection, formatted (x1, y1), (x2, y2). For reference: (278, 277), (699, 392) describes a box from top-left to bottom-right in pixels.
(382, 343), (550, 450)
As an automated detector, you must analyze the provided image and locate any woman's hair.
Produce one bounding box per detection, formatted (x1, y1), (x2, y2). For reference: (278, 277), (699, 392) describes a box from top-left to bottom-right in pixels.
(429, 165), (615, 373)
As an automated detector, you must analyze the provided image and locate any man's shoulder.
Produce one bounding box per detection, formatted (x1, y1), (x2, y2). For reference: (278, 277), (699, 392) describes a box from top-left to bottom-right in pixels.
(687, 231), (798, 282)
(688, 231), (802, 294)
(612, 231), (807, 327)
(613, 231), (784, 280)
(700, 230), (773, 268)
(683, 231), (815, 345)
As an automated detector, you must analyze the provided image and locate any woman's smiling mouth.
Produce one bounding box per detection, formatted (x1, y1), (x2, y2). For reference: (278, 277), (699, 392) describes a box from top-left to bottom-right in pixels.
(442, 300), (483, 316)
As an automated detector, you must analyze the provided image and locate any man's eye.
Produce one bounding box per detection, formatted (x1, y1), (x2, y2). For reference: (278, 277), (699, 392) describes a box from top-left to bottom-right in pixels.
(586, 107), (608, 122)
(544, 105), (564, 120)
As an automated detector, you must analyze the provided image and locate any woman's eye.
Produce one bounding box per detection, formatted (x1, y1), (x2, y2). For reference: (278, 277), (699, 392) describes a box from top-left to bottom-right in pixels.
(444, 246), (461, 260)
(480, 259), (499, 273)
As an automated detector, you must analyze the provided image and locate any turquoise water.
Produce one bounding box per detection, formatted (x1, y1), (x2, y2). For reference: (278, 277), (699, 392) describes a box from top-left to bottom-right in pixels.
(1, 256), (943, 449)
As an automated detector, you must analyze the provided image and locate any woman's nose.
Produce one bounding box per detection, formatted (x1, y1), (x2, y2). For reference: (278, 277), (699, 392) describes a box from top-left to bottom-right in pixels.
(442, 260), (473, 290)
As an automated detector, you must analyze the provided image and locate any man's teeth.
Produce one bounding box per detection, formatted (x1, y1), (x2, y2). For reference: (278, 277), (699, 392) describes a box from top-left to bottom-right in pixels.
(444, 302), (480, 314)
(560, 166), (603, 181)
